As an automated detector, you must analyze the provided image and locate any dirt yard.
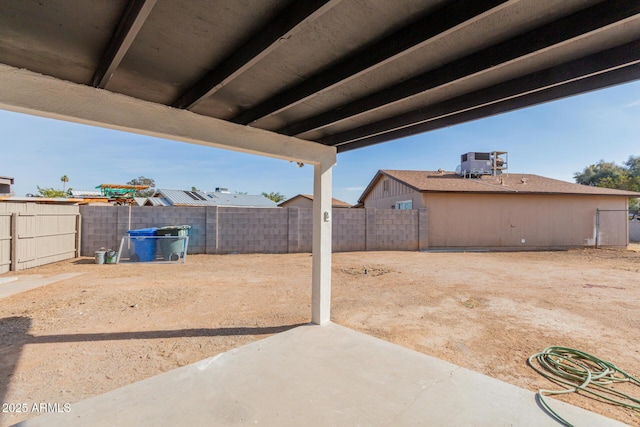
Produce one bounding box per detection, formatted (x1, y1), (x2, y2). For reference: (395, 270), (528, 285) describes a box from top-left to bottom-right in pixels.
(1, 246), (639, 426)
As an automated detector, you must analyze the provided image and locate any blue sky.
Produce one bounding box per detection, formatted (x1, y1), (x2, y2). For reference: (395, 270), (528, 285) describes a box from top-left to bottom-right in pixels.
(2, 80), (639, 205)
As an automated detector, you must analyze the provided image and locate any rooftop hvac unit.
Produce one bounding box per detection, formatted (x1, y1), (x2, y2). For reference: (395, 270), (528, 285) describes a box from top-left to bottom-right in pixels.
(458, 151), (507, 177)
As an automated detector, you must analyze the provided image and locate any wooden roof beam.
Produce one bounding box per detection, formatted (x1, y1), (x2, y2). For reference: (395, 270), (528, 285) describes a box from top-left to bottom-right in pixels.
(321, 40), (640, 151)
(280, 0), (640, 137)
(91, 0), (157, 89)
(231, 0), (510, 126)
(172, 0), (340, 110)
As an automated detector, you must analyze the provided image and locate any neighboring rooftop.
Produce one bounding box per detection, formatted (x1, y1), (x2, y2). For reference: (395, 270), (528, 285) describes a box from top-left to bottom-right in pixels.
(70, 190), (103, 197)
(0, 197), (83, 204)
(359, 170), (640, 203)
(96, 184), (149, 198)
(279, 194), (352, 208)
(149, 189), (277, 208)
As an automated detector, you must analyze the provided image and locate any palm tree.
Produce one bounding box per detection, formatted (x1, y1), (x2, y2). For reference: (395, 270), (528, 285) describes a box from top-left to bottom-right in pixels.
(60, 175), (69, 193)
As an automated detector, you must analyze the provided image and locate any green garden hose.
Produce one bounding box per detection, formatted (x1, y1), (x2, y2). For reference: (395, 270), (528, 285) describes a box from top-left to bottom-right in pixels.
(528, 346), (640, 427)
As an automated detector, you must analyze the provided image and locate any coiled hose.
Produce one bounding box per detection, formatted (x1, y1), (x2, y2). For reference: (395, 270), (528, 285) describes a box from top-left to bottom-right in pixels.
(528, 346), (640, 427)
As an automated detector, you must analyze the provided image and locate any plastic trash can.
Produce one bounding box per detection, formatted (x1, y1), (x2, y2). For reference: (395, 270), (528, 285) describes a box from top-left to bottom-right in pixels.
(94, 249), (106, 264)
(126, 228), (158, 262)
(156, 225), (191, 261)
(105, 250), (117, 264)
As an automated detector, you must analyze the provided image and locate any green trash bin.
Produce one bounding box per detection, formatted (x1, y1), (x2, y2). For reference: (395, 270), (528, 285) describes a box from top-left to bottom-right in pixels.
(156, 225), (191, 261)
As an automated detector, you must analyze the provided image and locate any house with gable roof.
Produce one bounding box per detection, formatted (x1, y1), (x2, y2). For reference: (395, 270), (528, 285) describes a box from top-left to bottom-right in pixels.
(358, 169), (640, 249)
(279, 194), (351, 209)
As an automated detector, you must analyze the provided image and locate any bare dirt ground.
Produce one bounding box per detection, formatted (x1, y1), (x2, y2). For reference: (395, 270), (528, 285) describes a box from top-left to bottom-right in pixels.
(1, 246), (640, 426)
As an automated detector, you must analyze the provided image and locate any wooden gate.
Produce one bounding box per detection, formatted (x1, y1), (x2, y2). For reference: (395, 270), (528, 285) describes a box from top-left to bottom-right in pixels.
(595, 209), (629, 248)
(0, 204), (80, 273)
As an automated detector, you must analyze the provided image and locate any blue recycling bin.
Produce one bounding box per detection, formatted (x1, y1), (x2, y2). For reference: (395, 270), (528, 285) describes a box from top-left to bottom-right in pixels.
(126, 228), (158, 262)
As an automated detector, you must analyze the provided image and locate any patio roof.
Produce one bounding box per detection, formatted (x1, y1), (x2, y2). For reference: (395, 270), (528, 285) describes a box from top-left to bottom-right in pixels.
(1, 0), (639, 153)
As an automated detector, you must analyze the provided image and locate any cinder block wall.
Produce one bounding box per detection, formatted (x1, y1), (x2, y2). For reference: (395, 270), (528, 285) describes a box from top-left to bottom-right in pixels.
(298, 208), (313, 253)
(79, 205), (429, 256)
(80, 206), (207, 255)
(369, 209), (419, 251)
(80, 206), (119, 253)
(630, 221), (640, 242)
(333, 208), (366, 252)
(217, 207), (288, 254)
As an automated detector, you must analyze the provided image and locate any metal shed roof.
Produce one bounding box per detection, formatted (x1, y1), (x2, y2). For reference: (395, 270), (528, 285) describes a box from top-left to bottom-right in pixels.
(154, 189), (277, 207)
(1, 0), (639, 153)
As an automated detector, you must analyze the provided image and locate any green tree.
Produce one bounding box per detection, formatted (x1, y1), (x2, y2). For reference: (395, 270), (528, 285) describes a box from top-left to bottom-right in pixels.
(191, 186), (199, 192)
(624, 155), (640, 177)
(573, 160), (626, 186)
(575, 157), (640, 210)
(36, 186), (66, 198)
(127, 176), (156, 197)
(60, 175), (69, 193)
(261, 191), (286, 203)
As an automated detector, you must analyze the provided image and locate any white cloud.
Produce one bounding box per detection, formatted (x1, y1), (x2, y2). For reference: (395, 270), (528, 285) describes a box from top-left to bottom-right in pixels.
(625, 99), (640, 108)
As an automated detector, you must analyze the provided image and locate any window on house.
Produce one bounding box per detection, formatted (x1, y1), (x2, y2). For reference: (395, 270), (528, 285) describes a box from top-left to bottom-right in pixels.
(383, 179), (389, 192)
(395, 200), (412, 210)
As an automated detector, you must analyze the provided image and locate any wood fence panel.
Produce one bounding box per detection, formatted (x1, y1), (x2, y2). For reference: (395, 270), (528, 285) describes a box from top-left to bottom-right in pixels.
(0, 214), (11, 274)
(0, 203), (80, 272)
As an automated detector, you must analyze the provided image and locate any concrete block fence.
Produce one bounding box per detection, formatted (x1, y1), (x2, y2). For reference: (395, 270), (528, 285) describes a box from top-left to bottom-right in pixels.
(79, 206), (430, 256)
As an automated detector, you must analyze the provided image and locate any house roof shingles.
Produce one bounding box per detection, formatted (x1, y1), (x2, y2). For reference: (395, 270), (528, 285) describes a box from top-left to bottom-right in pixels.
(359, 170), (640, 203)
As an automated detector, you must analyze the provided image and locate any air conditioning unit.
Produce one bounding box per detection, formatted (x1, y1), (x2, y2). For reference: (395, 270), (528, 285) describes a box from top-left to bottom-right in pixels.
(458, 151), (507, 177)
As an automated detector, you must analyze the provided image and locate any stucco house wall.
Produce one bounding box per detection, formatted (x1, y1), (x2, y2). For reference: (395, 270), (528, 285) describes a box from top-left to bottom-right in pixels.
(422, 193), (627, 248)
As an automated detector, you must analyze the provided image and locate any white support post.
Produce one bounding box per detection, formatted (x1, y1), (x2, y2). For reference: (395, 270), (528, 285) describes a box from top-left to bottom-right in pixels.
(312, 162), (333, 325)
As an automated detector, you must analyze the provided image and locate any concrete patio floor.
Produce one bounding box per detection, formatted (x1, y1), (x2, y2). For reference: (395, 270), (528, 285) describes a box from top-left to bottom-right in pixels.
(0, 274), (82, 299)
(15, 323), (628, 426)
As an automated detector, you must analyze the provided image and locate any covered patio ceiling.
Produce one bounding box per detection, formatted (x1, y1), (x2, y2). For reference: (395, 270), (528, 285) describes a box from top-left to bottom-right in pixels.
(1, 0), (640, 153)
